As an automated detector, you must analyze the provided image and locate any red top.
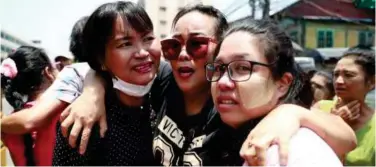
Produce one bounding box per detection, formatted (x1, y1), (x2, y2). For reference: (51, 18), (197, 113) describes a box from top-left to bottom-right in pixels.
(2, 102), (60, 166)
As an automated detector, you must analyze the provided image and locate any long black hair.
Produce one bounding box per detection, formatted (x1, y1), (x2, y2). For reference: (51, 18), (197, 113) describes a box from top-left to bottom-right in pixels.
(1, 45), (53, 166)
(1, 46), (52, 109)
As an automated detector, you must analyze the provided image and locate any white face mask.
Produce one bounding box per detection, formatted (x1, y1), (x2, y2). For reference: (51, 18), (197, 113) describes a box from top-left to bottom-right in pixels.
(112, 76), (156, 97)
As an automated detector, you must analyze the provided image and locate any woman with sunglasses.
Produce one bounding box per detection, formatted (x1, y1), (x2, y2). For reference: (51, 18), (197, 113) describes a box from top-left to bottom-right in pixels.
(61, 5), (228, 166)
(59, 4), (356, 166)
(198, 19), (342, 166)
(151, 5), (228, 166)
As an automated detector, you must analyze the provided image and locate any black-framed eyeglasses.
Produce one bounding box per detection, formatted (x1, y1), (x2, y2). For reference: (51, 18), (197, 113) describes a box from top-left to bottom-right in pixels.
(205, 60), (272, 82)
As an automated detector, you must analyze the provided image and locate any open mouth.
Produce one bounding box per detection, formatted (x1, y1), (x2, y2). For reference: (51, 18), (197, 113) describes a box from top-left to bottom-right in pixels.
(219, 99), (238, 105)
(216, 96), (239, 111)
(177, 66), (195, 78)
(134, 62), (153, 73)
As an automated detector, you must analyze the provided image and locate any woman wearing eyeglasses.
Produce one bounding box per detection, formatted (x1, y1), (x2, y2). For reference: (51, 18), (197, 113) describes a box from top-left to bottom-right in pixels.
(151, 5), (227, 166)
(198, 19), (342, 166)
(59, 4), (356, 167)
(148, 7), (353, 165)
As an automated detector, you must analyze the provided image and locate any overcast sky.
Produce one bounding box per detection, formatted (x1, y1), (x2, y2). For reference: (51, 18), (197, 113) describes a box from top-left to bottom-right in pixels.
(0, 0), (255, 60)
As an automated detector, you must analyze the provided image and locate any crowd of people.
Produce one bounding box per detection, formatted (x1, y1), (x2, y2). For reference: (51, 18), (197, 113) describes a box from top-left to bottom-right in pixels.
(0, 1), (374, 166)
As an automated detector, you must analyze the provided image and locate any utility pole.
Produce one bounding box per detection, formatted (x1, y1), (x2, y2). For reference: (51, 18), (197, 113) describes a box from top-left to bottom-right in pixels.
(248, 0), (270, 19)
(261, 0), (270, 19)
(249, 0), (256, 19)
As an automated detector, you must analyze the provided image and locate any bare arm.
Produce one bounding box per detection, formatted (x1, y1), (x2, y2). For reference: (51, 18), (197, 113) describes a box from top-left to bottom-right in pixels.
(264, 128), (342, 167)
(303, 106), (357, 155)
(269, 104), (356, 156)
(1, 96), (68, 134)
(0, 63), (87, 134)
(60, 69), (106, 154)
(1, 64), (92, 135)
(240, 104), (356, 166)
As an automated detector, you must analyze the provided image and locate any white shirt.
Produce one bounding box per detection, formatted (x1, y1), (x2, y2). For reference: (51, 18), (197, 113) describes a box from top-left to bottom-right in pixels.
(265, 128), (342, 166)
(43, 63), (90, 103)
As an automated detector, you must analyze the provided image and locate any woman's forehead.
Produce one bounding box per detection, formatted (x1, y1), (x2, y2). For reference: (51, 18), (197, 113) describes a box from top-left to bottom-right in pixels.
(334, 58), (366, 76)
(335, 58), (357, 69)
(171, 31), (207, 39)
(172, 12), (216, 36)
(112, 16), (134, 36)
(216, 32), (266, 63)
(112, 15), (151, 38)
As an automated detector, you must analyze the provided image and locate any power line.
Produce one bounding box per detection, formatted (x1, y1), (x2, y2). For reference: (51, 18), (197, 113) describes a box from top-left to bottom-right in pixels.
(225, 0), (274, 19)
(222, 0), (243, 14)
(225, 1), (249, 17)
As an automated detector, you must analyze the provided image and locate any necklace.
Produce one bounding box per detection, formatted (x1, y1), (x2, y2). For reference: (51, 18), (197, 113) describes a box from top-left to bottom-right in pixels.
(140, 92), (157, 132)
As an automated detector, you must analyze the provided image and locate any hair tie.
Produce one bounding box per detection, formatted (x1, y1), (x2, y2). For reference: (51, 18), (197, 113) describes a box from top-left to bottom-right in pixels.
(0, 58), (18, 79)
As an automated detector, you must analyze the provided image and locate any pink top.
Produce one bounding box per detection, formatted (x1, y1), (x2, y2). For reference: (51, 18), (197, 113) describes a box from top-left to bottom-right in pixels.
(2, 101), (60, 166)
(244, 128), (343, 166)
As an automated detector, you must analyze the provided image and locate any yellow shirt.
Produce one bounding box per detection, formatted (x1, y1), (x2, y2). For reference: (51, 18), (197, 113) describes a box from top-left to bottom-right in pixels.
(317, 100), (375, 166)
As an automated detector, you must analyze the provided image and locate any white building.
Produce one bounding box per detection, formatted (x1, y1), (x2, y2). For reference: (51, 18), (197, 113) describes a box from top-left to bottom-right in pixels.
(1, 29), (35, 60)
(138, 0), (214, 39)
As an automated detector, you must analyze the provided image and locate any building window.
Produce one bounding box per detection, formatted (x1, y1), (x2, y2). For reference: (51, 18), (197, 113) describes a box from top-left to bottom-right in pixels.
(358, 31), (374, 46)
(1, 45), (13, 53)
(3, 33), (8, 40)
(159, 6), (166, 12)
(289, 31), (298, 43)
(8, 36), (13, 43)
(317, 29), (333, 48)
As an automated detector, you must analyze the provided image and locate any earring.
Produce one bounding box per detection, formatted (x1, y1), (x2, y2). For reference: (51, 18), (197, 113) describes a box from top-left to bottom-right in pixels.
(101, 65), (106, 71)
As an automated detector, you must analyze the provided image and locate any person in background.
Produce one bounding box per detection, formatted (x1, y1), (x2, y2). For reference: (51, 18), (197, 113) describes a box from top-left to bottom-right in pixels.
(0, 16), (89, 165)
(54, 54), (74, 71)
(310, 71), (335, 104)
(348, 45), (375, 109)
(1, 46), (58, 166)
(69, 16), (90, 63)
(314, 49), (375, 166)
(307, 69), (316, 79)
